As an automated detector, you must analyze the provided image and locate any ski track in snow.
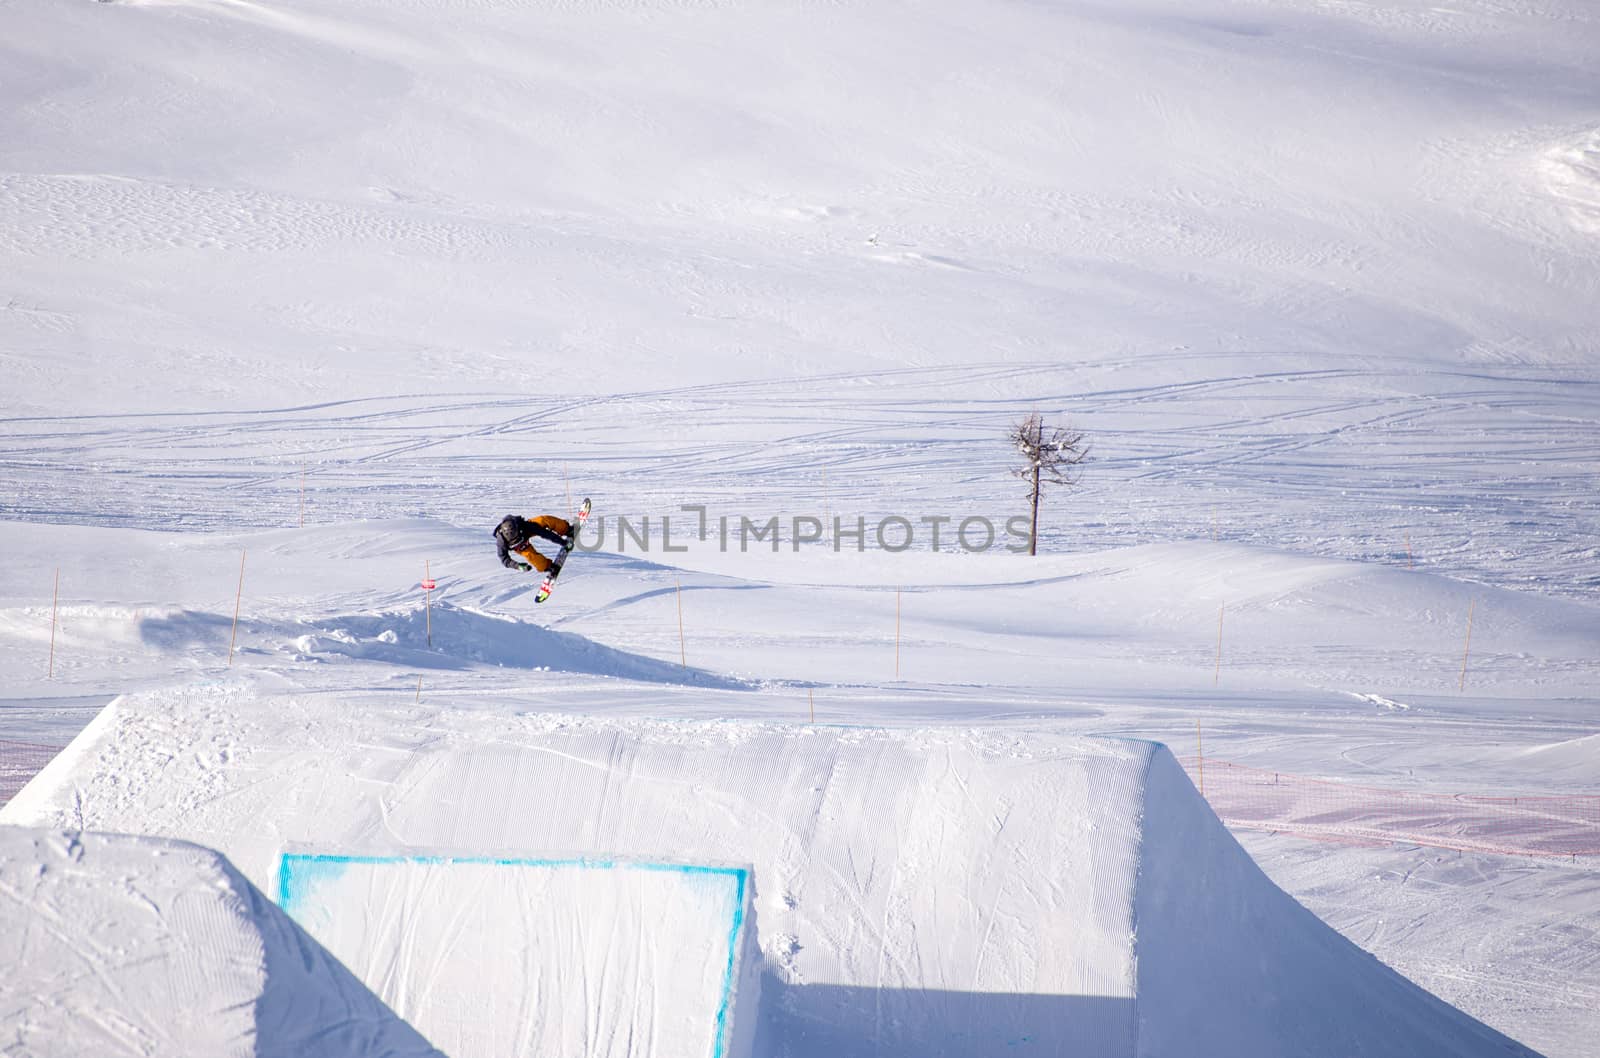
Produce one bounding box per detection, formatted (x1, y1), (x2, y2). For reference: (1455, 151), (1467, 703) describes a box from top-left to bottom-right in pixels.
(3, 360), (1598, 600)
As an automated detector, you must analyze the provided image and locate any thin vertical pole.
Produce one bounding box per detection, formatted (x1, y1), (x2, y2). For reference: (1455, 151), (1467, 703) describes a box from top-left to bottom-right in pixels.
(809, 687), (815, 724)
(1405, 531), (1413, 570)
(822, 465), (831, 548)
(895, 588), (902, 679)
(1213, 602), (1224, 686)
(1196, 720), (1205, 796)
(1459, 598), (1476, 692)
(676, 576), (687, 668)
(48, 568), (59, 679)
(416, 675), (423, 703)
(425, 560), (432, 648)
(228, 550), (246, 667)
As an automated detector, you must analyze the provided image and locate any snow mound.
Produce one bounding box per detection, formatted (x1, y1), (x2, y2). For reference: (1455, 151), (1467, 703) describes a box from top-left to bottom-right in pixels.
(0, 826), (440, 1058)
(0, 698), (1540, 1056)
(8, 598), (749, 688)
(285, 601), (748, 687)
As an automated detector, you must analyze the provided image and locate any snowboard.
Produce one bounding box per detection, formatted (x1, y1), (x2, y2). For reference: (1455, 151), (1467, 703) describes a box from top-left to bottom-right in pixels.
(535, 497), (591, 604)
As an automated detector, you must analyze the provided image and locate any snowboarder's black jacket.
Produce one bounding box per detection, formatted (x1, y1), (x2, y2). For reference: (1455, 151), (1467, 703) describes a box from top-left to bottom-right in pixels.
(494, 515), (567, 569)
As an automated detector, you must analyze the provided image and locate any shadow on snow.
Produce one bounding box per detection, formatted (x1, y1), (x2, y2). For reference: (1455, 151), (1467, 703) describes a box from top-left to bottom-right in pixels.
(136, 604), (746, 689)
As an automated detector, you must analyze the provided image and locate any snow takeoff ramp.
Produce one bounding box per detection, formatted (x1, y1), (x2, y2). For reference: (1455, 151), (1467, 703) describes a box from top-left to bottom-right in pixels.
(276, 852), (758, 1058)
(252, 719), (1531, 1058)
(0, 697), (1539, 1057)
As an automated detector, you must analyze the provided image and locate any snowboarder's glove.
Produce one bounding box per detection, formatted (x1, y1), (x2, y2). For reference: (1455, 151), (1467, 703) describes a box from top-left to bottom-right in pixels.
(515, 562), (533, 572)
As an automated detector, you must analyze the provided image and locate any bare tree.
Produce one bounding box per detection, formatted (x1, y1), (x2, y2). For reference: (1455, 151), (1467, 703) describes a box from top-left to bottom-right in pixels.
(1010, 413), (1089, 556)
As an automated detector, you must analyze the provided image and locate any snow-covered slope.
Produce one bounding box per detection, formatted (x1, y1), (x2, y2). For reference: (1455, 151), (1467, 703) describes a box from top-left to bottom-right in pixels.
(3, 519), (1597, 705)
(4, 0), (1599, 416)
(2, 516), (1596, 1054)
(0, 827), (439, 1058)
(4, 0), (1599, 1053)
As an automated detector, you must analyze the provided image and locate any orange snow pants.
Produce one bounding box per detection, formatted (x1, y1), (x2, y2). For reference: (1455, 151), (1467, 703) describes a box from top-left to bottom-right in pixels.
(514, 515), (573, 573)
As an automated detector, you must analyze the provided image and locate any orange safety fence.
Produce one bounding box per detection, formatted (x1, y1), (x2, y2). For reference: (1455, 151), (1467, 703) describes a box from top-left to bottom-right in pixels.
(0, 738), (63, 808)
(1179, 756), (1600, 859)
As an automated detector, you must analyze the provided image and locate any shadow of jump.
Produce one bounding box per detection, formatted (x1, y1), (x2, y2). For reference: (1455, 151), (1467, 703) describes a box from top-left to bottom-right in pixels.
(756, 977), (1135, 1058)
(286, 602), (749, 689)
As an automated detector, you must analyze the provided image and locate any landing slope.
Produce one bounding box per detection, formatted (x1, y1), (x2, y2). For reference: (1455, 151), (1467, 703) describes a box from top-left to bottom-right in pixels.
(1133, 752), (1537, 1057)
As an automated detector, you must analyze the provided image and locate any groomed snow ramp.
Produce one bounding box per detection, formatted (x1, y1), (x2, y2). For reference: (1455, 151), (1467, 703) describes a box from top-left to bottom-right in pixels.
(0, 826), (441, 1058)
(0, 704), (1541, 1057)
(275, 852), (759, 1058)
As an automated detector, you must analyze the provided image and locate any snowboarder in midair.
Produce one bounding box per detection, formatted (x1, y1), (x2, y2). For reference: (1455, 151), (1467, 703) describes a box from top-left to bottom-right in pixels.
(494, 514), (574, 573)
